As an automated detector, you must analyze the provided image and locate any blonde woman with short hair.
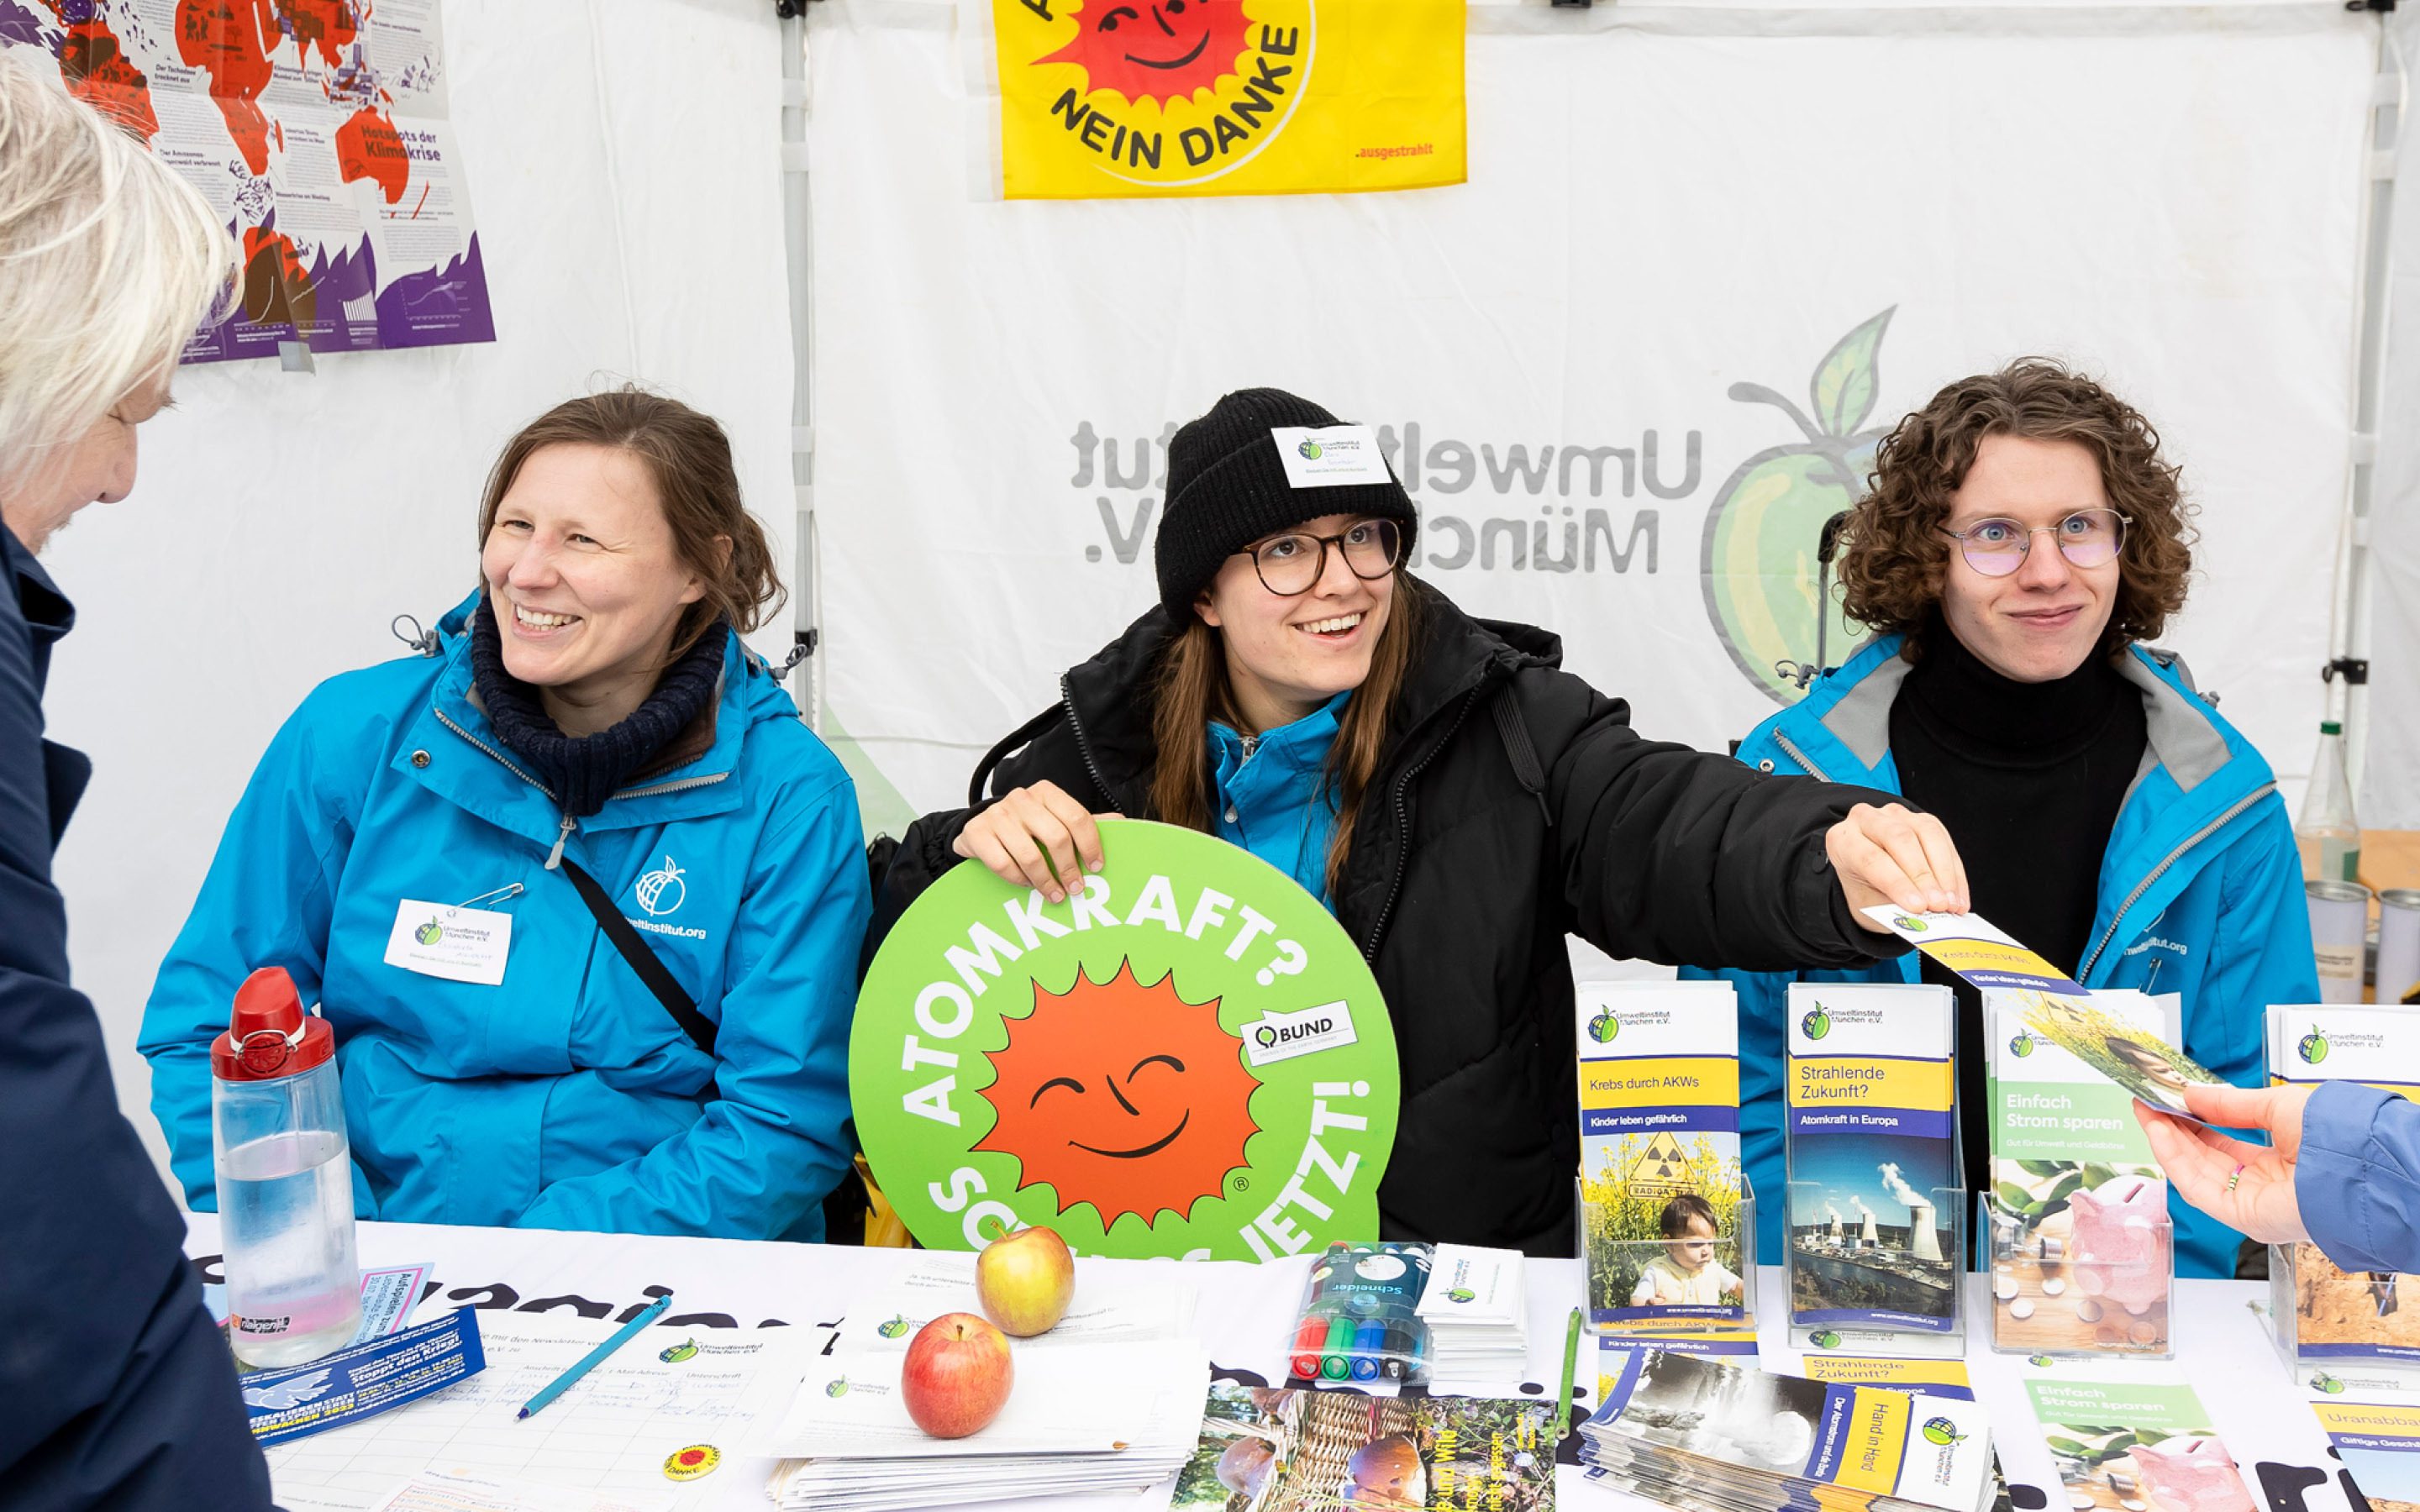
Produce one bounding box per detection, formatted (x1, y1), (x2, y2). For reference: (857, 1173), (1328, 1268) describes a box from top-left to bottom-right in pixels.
(0, 50), (265, 1509)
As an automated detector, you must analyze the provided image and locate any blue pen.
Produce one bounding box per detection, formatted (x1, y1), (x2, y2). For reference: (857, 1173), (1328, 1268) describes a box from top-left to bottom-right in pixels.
(517, 1294), (675, 1420)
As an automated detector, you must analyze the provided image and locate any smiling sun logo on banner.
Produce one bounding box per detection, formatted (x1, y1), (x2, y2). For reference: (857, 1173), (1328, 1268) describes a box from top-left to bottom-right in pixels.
(989, 0), (1466, 199)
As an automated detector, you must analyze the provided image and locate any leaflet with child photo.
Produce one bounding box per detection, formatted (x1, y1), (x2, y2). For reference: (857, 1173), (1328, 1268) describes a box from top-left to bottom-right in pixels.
(1576, 983), (1747, 1328)
(1862, 909), (2226, 1119)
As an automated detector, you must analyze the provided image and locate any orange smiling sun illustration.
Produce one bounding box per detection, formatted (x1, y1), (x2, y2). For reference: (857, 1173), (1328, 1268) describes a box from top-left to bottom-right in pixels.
(1039, 0), (1253, 108)
(975, 959), (1261, 1226)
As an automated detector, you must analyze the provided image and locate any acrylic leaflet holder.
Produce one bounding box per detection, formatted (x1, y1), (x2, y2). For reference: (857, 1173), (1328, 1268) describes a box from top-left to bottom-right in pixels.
(1781, 981), (1965, 1357)
(1986, 1170), (2173, 1358)
(1581, 1179), (1759, 1337)
(1785, 1179), (1966, 1357)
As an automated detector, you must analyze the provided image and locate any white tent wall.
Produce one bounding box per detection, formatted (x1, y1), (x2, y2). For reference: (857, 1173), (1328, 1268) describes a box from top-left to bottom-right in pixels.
(808, 1), (2370, 853)
(40, 0), (801, 1185)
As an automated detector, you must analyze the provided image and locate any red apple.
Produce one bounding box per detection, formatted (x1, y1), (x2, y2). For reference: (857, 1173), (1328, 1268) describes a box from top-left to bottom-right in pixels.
(976, 1224), (1076, 1337)
(900, 1312), (1013, 1439)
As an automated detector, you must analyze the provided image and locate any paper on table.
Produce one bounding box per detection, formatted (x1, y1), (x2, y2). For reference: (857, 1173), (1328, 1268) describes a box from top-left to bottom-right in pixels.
(371, 1467), (676, 1512)
(266, 1312), (807, 1509)
(841, 1252), (1197, 1351)
(757, 1338), (1208, 1459)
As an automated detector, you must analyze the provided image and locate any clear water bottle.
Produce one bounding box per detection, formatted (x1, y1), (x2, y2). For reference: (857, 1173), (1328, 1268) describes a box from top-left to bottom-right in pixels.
(212, 966), (360, 1368)
(2295, 719), (2362, 885)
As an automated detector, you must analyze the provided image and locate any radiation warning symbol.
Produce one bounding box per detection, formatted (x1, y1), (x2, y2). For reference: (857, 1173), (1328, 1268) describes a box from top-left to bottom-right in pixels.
(1623, 1131), (1694, 1200)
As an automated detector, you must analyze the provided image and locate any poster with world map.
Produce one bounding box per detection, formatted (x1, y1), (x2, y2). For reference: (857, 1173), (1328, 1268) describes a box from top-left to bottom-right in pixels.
(2, 0), (492, 363)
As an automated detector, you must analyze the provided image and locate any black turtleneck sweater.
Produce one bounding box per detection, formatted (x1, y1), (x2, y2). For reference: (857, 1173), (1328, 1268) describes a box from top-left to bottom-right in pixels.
(1889, 621), (2148, 1198)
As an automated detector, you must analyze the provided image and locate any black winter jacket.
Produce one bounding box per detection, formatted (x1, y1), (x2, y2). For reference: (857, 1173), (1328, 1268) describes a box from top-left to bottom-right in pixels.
(873, 580), (1902, 1255)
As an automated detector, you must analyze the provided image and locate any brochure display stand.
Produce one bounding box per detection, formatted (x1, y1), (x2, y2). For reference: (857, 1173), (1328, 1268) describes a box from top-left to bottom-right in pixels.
(1984, 993), (2178, 1360)
(1584, 1183), (1760, 1336)
(2265, 1005), (2420, 1380)
(1781, 984), (1965, 1359)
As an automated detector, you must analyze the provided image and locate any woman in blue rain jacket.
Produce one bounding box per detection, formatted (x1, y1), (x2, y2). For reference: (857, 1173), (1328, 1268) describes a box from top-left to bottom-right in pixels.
(140, 391), (869, 1241)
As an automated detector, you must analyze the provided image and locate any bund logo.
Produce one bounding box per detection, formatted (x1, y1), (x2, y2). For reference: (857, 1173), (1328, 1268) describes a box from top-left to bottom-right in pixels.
(1005, 0), (1315, 188)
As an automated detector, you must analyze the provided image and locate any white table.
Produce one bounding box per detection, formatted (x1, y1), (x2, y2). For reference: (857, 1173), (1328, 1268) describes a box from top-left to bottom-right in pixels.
(185, 1216), (2357, 1512)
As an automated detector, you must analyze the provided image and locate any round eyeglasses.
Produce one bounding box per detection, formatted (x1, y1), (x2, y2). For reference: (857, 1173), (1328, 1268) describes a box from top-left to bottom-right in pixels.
(1942, 508), (2129, 578)
(1239, 518), (1404, 596)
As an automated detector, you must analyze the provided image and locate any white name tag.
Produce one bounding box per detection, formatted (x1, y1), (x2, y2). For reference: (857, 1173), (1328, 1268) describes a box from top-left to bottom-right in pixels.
(382, 898), (512, 986)
(1270, 424), (1394, 488)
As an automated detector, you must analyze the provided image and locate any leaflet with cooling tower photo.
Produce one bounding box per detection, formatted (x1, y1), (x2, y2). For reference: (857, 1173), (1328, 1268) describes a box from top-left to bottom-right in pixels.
(1785, 983), (1960, 1334)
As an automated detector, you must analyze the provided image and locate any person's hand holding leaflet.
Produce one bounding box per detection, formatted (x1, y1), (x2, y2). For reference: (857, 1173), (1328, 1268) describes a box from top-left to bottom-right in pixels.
(2138, 1080), (2420, 1274)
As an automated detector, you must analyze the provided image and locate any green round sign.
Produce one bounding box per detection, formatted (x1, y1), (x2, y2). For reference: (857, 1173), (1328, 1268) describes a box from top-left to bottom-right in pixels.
(852, 819), (1400, 1258)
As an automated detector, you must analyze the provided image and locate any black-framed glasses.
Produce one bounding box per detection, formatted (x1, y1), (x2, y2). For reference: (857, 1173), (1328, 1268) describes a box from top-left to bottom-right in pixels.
(1941, 508), (2130, 578)
(1238, 517), (1403, 596)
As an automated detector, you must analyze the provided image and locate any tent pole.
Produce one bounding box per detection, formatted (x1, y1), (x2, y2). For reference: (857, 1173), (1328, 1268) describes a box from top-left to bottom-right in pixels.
(2339, 19), (2401, 801)
(780, 13), (821, 731)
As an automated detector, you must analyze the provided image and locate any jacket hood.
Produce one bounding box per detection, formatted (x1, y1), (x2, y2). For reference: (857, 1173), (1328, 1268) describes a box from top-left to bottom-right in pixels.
(1059, 577), (1561, 804)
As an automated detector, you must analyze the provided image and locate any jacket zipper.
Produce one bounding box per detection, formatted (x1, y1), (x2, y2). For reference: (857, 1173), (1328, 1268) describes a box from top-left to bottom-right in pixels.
(1060, 673), (1118, 811)
(2075, 780), (2275, 982)
(1768, 728), (1833, 783)
(1360, 681), (1490, 962)
(432, 706), (730, 870)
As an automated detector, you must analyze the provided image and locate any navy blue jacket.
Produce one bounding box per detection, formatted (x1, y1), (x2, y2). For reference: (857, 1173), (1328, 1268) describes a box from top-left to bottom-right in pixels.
(0, 529), (271, 1509)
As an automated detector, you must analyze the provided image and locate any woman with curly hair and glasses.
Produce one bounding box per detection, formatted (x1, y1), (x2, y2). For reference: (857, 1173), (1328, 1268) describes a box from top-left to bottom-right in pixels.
(1691, 358), (2317, 1279)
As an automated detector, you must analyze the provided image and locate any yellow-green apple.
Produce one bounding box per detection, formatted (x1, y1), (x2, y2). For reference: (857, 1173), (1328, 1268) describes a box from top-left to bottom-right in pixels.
(976, 1224), (1075, 1336)
(900, 1312), (1013, 1438)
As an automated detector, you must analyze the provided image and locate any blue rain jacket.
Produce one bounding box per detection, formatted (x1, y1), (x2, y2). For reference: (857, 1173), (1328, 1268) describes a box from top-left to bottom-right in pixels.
(1689, 634), (2317, 1277)
(1208, 691), (1348, 909)
(140, 593), (869, 1242)
(2302, 1082), (2420, 1275)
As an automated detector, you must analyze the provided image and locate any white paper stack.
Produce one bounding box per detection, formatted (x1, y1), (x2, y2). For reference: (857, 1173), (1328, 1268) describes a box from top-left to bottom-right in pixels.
(758, 1256), (1207, 1511)
(756, 1338), (1208, 1511)
(1416, 1242), (1528, 1379)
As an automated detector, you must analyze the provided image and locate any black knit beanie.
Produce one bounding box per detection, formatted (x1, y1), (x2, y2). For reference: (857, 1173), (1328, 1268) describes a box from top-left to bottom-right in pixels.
(1154, 388), (1418, 622)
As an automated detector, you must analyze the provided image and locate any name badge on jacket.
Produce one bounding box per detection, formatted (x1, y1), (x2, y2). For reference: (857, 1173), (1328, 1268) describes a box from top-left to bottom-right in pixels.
(382, 899), (512, 985)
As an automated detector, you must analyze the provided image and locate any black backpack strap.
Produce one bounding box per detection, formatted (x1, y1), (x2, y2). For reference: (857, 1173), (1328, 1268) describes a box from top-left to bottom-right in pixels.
(969, 704), (1067, 806)
(1491, 682), (1554, 828)
(560, 857), (718, 1058)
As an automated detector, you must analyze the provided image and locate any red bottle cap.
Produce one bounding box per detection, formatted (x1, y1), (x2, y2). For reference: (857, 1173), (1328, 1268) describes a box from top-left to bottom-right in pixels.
(210, 966), (335, 1082)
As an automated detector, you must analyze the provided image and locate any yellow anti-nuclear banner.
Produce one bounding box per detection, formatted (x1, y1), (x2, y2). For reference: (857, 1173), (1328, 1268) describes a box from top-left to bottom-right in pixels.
(991, 0), (1466, 199)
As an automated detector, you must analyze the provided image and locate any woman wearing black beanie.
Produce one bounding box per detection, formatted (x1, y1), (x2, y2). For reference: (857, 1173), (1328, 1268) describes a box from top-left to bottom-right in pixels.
(872, 386), (1967, 1257)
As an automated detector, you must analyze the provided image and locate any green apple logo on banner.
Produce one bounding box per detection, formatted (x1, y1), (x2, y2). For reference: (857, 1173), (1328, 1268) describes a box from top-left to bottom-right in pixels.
(852, 819), (1401, 1260)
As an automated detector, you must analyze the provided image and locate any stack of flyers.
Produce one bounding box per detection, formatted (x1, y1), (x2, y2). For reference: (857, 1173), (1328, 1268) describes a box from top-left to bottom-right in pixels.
(2023, 1377), (2255, 1512)
(1986, 988), (2177, 1356)
(840, 1252), (1197, 1352)
(757, 1337), (1207, 1511)
(2267, 1005), (2420, 1372)
(1579, 1347), (1995, 1512)
(2308, 1394), (2420, 1512)
(1171, 1380), (1556, 1510)
(1785, 983), (1961, 1340)
(1417, 1243), (1529, 1380)
(1578, 981), (1749, 1331)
